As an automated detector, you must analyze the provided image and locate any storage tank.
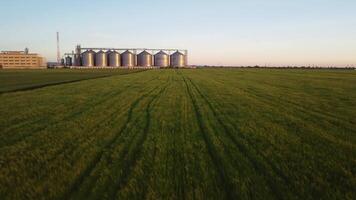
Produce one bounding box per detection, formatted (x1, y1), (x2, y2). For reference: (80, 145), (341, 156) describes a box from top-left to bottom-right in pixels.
(73, 54), (81, 66)
(121, 50), (136, 67)
(105, 50), (112, 63)
(137, 50), (153, 67)
(81, 50), (95, 67)
(170, 51), (185, 67)
(154, 51), (169, 67)
(108, 50), (120, 67)
(95, 50), (107, 67)
(65, 56), (72, 66)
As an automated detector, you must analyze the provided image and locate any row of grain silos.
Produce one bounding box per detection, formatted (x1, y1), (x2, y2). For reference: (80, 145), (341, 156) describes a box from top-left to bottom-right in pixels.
(73, 50), (186, 67)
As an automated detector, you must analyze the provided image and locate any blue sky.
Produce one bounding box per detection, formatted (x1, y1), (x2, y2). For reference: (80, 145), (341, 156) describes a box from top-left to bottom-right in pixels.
(1, 0), (356, 66)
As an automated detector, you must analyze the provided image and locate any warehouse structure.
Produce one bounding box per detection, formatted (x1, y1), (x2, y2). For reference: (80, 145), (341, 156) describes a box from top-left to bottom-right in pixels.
(64, 45), (188, 68)
(0, 48), (46, 69)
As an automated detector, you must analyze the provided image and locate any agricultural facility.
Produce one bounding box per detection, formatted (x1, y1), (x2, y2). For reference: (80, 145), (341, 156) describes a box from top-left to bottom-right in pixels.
(0, 68), (355, 200)
(64, 45), (188, 68)
(0, 49), (46, 69)
(2, 0), (356, 198)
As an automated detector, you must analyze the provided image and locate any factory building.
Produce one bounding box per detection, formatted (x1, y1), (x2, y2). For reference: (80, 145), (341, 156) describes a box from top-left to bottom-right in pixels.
(0, 48), (46, 69)
(64, 45), (188, 68)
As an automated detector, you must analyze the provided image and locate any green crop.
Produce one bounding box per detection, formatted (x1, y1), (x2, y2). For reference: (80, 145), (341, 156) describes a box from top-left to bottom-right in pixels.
(0, 68), (355, 199)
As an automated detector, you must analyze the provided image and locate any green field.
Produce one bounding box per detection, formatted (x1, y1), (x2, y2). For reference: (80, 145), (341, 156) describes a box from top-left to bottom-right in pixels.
(0, 69), (355, 199)
(0, 69), (143, 93)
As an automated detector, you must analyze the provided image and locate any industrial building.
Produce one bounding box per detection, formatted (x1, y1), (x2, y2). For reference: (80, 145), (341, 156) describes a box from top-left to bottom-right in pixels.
(64, 45), (188, 68)
(0, 48), (46, 69)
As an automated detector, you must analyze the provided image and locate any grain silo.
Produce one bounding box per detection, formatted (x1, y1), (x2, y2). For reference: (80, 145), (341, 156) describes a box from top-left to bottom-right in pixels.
(73, 54), (81, 66)
(170, 51), (185, 67)
(154, 51), (169, 67)
(66, 45), (188, 68)
(65, 56), (72, 66)
(81, 50), (95, 67)
(95, 50), (107, 67)
(137, 50), (153, 67)
(108, 50), (121, 67)
(121, 50), (136, 67)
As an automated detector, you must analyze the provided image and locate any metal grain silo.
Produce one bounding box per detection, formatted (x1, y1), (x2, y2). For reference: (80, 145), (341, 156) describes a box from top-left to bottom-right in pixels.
(121, 50), (136, 67)
(154, 51), (169, 67)
(170, 51), (185, 67)
(81, 50), (95, 67)
(108, 50), (121, 67)
(137, 50), (153, 67)
(105, 50), (112, 65)
(65, 56), (72, 66)
(95, 50), (107, 67)
(73, 54), (81, 66)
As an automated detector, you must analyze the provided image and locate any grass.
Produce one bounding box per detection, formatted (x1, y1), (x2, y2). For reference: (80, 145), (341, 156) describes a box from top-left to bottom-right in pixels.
(0, 68), (355, 199)
(0, 69), (144, 93)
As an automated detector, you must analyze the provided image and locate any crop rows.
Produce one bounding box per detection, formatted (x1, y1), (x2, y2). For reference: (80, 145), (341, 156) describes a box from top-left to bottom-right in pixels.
(0, 69), (355, 199)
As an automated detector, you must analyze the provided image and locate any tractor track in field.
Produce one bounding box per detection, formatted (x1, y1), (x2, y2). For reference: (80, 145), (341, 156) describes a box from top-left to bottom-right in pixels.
(250, 79), (356, 131)
(0, 77), (158, 149)
(45, 79), (159, 163)
(0, 70), (147, 95)
(1, 79), (159, 198)
(131, 76), (181, 199)
(1, 69), (355, 200)
(168, 81), (188, 200)
(112, 76), (172, 200)
(244, 86), (356, 144)
(90, 83), (168, 198)
(177, 82), (191, 200)
(211, 77), (356, 150)
(108, 82), (169, 200)
(114, 74), (181, 200)
(212, 77), (356, 144)
(1, 84), (127, 148)
(0, 70), (149, 135)
(180, 72), (237, 200)
(185, 76), (288, 200)
(214, 76), (355, 152)
(85, 84), (164, 198)
(63, 82), (164, 200)
(209, 75), (354, 198)
(189, 76), (327, 199)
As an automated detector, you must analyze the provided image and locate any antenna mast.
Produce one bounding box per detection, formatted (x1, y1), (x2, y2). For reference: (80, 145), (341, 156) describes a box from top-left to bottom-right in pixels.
(56, 32), (60, 65)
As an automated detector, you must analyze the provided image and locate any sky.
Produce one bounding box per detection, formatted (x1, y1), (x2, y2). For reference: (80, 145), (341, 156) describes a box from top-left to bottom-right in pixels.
(0, 0), (356, 67)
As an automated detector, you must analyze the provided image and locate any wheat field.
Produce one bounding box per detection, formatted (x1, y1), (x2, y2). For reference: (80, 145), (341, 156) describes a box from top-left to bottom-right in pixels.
(0, 68), (355, 199)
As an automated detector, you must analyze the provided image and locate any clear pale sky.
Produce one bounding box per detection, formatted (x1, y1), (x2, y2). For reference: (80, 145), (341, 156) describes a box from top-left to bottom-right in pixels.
(1, 0), (355, 66)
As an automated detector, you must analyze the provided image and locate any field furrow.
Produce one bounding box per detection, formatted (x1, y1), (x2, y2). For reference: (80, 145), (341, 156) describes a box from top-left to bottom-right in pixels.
(65, 81), (165, 200)
(0, 68), (355, 200)
(185, 75), (291, 199)
(181, 73), (238, 199)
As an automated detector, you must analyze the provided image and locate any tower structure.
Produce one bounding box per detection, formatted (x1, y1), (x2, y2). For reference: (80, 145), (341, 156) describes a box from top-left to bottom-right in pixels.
(57, 32), (60, 65)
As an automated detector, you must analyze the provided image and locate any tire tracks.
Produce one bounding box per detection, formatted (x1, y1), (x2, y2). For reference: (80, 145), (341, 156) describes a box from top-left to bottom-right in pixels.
(248, 79), (355, 132)
(0, 77), (157, 149)
(179, 71), (237, 200)
(109, 82), (169, 199)
(0, 69), (147, 95)
(213, 77), (356, 144)
(64, 82), (162, 200)
(10, 78), (159, 199)
(185, 75), (289, 199)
